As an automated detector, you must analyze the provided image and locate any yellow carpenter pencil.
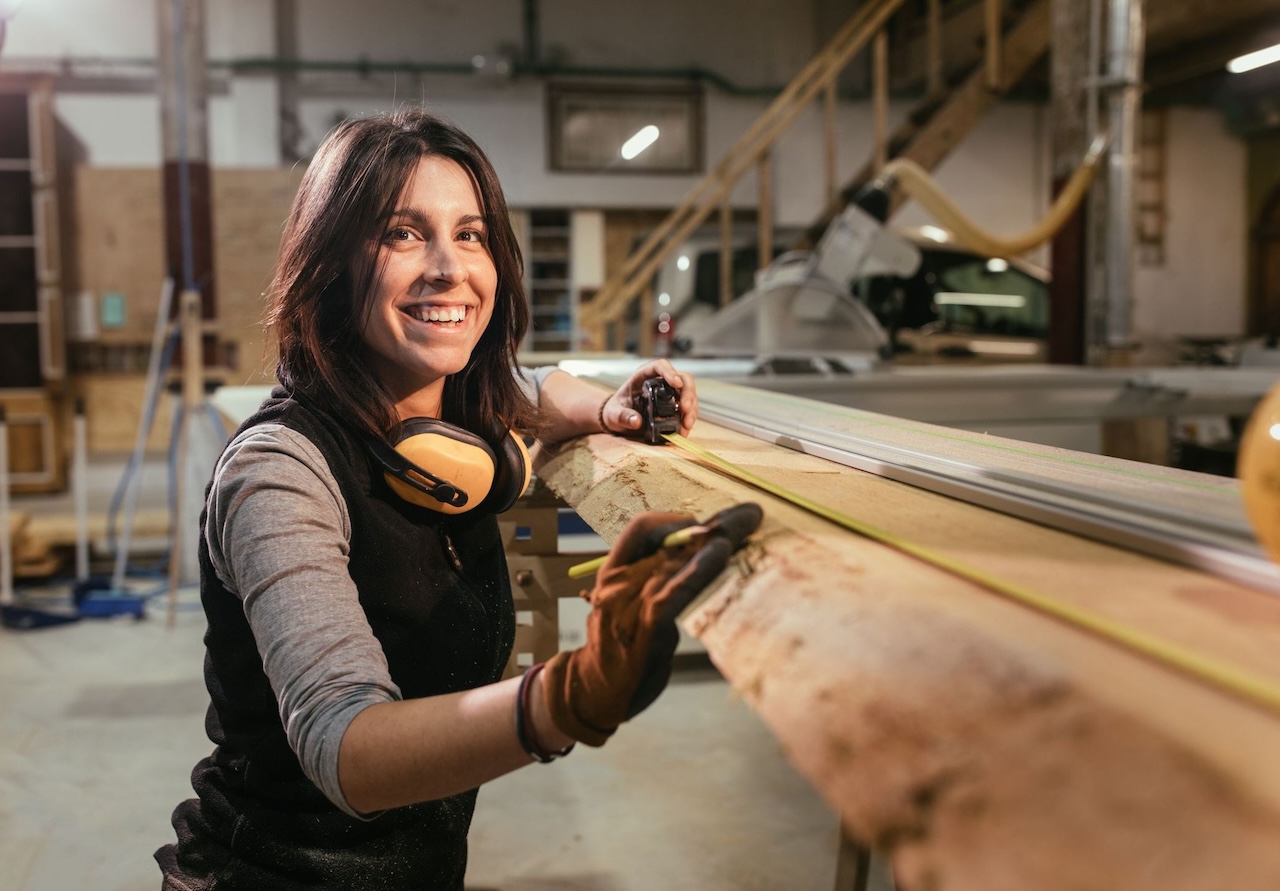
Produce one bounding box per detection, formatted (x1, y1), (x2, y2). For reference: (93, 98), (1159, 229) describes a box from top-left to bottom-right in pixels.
(566, 525), (709, 579)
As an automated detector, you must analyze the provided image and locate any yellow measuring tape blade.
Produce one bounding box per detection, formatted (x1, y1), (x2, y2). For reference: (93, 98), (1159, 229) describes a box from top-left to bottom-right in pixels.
(665, 433), (1280, 717)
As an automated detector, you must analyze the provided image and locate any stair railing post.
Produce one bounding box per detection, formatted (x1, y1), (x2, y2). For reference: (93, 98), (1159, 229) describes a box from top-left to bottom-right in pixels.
(986, 0), (1004, 88)
(758, 150), (774, 271)
(928, 0), (944, 97)
(639, 284), (656, 357)
(720, 202), (734, 307)
(874, 29), (890, 171)
(824, 81), (838, 205)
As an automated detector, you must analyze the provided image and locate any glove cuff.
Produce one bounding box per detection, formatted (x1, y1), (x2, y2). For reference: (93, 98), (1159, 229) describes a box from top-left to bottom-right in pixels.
(543, 651), (617, 747)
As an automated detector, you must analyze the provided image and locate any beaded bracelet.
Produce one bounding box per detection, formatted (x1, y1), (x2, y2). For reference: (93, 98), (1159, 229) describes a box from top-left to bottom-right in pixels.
(596, 398), (611, 434)
(515, 663), (575, 763)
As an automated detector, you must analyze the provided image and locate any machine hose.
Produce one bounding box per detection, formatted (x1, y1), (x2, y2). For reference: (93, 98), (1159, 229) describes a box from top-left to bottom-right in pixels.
(874, 132), (1109, 257)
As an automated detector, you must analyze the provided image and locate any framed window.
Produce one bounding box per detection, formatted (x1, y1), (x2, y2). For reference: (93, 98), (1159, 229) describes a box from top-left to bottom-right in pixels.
(547, 83), (702, 174)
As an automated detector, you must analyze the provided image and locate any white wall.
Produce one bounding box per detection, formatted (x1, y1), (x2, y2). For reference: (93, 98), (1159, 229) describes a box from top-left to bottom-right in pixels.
(1133, 107), (1247, 339)
(541, 0), (821, 88)
(0, 0), (1250, 341)
(3, 0), (271, 58)
(296, 0), (523, 63)
(894, 103), (1053, 267)
(3, 0), (157, 58)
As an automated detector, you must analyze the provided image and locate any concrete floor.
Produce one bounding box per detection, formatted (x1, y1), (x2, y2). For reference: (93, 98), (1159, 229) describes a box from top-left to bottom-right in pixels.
(0, 454), (894, 890)
(0, 581), (895, 891)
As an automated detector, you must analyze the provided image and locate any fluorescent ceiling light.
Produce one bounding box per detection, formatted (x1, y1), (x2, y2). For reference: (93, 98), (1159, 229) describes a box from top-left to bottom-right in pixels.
(1227, 42), (1280, 74)
(620, 125), (660, 160)
(920, 225), (948, 243)
(935, 292), (1027, 308)
(985, 258), (1009, 273)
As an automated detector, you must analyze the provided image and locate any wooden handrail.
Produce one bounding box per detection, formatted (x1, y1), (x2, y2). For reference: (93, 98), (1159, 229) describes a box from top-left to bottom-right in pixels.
(579, 0), (910, 340)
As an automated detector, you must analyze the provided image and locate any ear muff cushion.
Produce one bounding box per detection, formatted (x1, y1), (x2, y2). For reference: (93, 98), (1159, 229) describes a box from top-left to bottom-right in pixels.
(388, 419), (498, 515)
(478, 431), (532, 514)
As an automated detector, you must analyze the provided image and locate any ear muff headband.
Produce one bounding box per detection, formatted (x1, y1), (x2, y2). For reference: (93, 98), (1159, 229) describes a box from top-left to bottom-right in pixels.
(492, 431), (532, 514)
(370, 418), (532, 515)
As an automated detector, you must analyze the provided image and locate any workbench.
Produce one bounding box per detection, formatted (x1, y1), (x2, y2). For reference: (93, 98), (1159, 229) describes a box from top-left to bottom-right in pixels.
(533, 378), (1280, 891)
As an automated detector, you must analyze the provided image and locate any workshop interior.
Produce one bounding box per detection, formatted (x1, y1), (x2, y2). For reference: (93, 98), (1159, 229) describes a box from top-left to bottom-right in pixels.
(3, 0), (1280, 888)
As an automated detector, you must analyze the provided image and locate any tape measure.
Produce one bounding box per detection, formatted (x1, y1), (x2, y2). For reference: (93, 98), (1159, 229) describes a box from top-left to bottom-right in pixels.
(664, 433), (1280, 718)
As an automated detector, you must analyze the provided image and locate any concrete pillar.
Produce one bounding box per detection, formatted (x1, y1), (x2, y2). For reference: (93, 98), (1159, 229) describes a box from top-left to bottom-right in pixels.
(275, 0), (302, 164)
(1048, 0), (1090, 365)
(156, 0), (215, 320)
(157, 0), (216, 587)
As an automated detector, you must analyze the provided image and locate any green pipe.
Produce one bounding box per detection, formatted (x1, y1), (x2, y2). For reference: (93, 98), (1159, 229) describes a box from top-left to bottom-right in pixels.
(221, 56), (784, 97)
(0, 53), (979, 102)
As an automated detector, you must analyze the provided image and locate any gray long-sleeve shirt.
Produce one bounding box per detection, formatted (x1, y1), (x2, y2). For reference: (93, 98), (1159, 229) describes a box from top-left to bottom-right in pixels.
(203, 367), (563, 818)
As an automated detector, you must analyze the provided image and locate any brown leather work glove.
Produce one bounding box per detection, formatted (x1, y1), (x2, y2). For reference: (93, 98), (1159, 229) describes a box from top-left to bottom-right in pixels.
(543, 503), (762, 746)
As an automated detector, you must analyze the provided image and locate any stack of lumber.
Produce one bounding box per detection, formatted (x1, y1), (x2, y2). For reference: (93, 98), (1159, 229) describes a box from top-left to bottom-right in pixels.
(9, 509), (171, 578)
(535, 413), (1280, 890)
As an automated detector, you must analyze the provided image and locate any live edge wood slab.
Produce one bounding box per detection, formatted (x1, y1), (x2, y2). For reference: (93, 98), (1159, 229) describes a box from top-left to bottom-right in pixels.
(533, 420), (1280, 891)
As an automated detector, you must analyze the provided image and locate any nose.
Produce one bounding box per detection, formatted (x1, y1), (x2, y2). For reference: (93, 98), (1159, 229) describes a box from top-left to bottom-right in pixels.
(422, 238), (468, 288)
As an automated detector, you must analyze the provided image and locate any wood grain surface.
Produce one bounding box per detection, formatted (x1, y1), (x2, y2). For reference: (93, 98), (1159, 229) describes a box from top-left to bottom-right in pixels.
(535, 418), (1280, 890)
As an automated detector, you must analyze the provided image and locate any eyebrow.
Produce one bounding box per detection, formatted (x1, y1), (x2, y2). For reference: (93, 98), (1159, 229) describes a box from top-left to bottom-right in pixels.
(387, 208), (486, 228)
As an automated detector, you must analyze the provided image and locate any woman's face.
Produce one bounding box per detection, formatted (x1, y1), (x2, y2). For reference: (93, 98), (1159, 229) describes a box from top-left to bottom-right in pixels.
(358, 154), (498, 415)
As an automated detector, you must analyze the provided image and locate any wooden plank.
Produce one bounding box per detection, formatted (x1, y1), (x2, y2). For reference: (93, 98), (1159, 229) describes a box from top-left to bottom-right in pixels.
(24, 508), (171, 548)
(535, 418), (1280, 889)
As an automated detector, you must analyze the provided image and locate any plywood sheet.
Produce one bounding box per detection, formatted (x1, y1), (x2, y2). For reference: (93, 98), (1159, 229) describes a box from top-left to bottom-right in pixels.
(71, 165), (301, 383)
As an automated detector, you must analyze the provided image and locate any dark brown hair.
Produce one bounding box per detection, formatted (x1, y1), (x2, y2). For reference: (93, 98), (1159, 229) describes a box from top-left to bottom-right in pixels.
(267, 109), (537, 444)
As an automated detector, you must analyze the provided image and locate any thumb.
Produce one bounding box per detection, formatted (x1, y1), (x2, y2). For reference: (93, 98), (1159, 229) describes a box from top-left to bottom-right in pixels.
(650, 536), (735, 624)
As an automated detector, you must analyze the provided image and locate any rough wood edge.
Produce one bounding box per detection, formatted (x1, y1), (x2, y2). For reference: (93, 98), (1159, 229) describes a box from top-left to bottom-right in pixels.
(534, 427), (1280, 891)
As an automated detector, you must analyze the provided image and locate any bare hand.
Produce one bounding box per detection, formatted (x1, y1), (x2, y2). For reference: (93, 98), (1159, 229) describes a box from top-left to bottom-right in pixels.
(600, 360), (698, 438)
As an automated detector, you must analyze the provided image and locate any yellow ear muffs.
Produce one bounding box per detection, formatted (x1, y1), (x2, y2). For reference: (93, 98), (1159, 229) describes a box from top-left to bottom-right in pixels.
(490, 430), (532, 514)
(367, 418), (531, 515)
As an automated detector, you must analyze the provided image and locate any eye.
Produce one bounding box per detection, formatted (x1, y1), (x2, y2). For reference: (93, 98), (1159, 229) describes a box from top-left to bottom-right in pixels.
(384, 227), (413, 243)
(458, 228), (487, 244)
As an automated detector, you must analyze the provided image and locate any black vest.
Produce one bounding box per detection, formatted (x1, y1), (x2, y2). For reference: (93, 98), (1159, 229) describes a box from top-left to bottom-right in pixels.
(157, 389), (516, 890)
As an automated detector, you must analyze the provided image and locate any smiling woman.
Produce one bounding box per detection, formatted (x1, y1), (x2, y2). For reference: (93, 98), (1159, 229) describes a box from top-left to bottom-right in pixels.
(153, 109), (753, 891)
(359, 155), (499, 414)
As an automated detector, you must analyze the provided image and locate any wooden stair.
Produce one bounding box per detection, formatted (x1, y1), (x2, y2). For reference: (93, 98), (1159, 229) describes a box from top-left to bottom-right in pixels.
(800, 0), (1051, 247)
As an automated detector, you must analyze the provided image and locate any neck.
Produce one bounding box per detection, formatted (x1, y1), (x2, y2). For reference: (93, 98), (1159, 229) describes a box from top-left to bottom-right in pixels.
(392, 380), (446, 422)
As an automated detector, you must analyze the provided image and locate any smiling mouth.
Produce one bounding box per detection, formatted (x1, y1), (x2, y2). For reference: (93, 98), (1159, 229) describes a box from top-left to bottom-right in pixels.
(403, 304), (470, 326)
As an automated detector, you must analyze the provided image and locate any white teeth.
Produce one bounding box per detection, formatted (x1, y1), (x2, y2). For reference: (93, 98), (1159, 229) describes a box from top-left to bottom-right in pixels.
(407, 305), (468, 324)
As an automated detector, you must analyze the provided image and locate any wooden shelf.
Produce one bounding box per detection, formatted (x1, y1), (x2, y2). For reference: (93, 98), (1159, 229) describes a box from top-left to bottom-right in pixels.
(0, 81), (65, 492)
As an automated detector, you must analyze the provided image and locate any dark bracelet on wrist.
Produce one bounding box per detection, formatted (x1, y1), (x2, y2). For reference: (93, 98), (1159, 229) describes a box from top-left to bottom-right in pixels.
(515, 663), (575, 763)
(596, 398), (611, 434)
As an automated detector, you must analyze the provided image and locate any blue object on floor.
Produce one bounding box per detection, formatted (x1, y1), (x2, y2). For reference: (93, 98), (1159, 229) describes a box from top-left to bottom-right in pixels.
(1, 604), (81, 630)
(73, 577), (147, 620)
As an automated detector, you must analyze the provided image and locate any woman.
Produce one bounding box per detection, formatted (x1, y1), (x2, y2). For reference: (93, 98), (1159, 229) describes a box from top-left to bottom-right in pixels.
(155, 109), (759, 890)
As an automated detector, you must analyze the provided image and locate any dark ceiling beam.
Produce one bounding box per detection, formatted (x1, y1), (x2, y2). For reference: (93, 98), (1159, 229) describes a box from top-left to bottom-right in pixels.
(1145, 0), (1280, 54)
(1146, 19), (1280, 90)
